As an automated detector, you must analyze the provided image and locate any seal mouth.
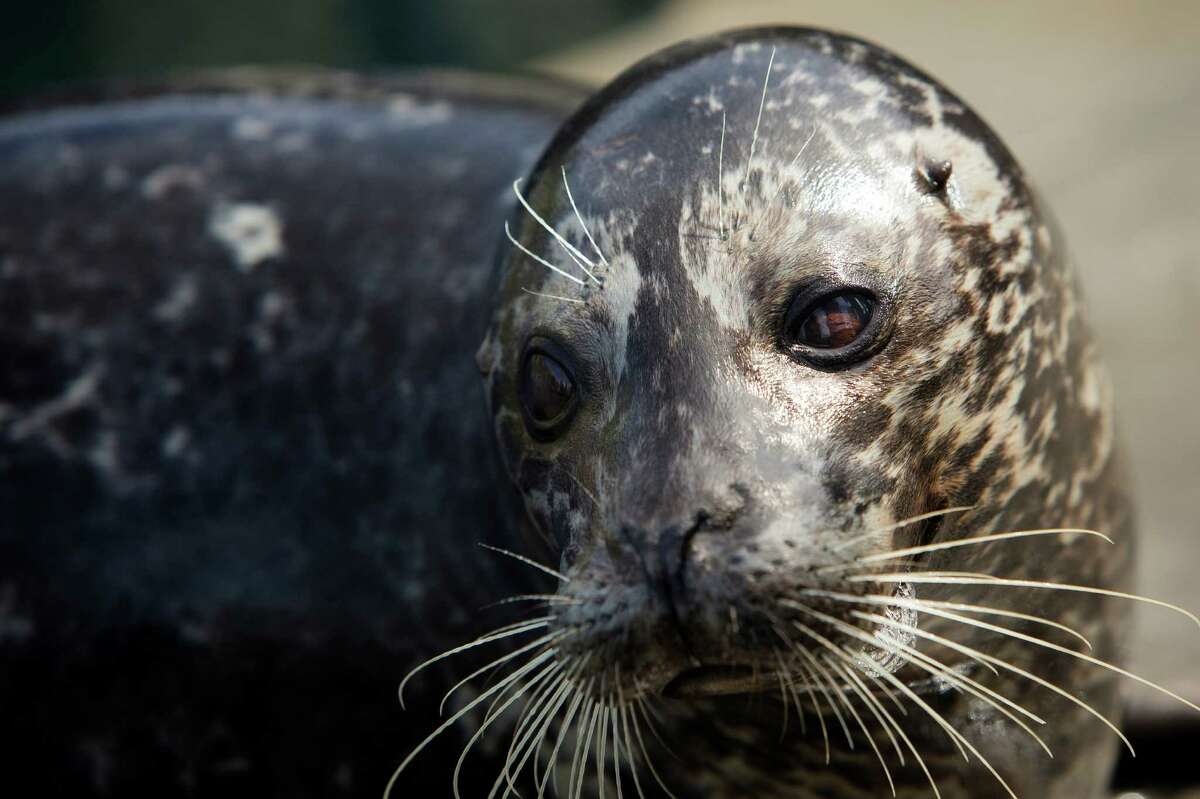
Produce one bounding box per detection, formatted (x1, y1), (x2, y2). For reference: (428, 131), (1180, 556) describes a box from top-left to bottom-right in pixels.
(662, 664), (766, 698)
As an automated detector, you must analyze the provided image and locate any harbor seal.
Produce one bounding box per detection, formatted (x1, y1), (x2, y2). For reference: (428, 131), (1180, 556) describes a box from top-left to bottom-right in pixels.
(2, 26), (1195, 799)
(397, 26), (1199, 799)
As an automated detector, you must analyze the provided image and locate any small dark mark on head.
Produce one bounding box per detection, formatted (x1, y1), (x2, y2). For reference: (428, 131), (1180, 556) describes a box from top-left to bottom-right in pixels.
(916, 158), (953, 196)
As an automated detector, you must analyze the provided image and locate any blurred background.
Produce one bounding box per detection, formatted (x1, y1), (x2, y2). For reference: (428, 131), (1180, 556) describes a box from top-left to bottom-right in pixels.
(5, 0), (1197, 736)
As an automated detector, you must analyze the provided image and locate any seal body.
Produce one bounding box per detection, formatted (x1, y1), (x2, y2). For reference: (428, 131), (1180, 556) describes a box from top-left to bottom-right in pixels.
(479, 27), (1135, 798)
(0, 70), (583, 796)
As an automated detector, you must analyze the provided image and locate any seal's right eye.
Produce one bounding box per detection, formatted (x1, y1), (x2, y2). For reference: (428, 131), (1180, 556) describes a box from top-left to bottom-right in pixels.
(519, 338), (578, 439)
(781, 284), (890, 370)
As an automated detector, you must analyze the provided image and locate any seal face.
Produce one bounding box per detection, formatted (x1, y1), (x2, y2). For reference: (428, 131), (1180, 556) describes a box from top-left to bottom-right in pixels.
(470, 26), (1147, 798)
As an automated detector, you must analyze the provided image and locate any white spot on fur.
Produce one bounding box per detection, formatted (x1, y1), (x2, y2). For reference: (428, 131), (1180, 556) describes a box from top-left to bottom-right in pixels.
(209, 203), (285, 271)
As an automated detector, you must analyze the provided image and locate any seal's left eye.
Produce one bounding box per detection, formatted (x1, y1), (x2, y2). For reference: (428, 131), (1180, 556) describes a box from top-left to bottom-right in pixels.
(519, 339), (578, 439)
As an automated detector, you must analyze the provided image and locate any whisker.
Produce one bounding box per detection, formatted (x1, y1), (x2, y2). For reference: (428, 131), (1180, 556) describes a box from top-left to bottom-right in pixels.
(840, 527), (1113, 571)
(772, 625), (829, 761)
(851, 606), (1135, 755)
(399, 617), (552, 708)
(512, 179), (602, 284)
(788, 602), (1052, 741)
(597, 681), (609, 799)
(748, 125), (816, 241)
(831, 506), (976, 553)
(821, 642), (942, 799)
(850, 572), (1200, 629)
(479, 542), (569, 582)
(561, 166), (609, 267)
(385, 649), (556, 799)
(497, 672), (576, 799)
(455, 660), (561, 799)
(634, 693), (674, 757)
(617, 688), (649, 799)
(772, 647), (791, 740)
(801, 588), (1093, 651)
(791, 635), (856, 750)
(791, 614), (968, 761)
(440, 631), (565, 715)
(790, 606), (1023, 799)
(522, 287), (585, 305)
(565, 469), (601, 509)
(628, 692), (679, 799)
(484, 594), (582, 609)
(505, 221), (586, 286)
(819, 654), (896, 795)
(864, 595), (1200, 715)
(610, 706), (625, 799)
(773, 648), (808, 737)
(743, 46), (777, 191)
(568, 695), (597, 796)
(539, 677), (590, 798)
(522, 673), (577, 797)
(826, 657), (905, 767)
(717, 110), (727, 241)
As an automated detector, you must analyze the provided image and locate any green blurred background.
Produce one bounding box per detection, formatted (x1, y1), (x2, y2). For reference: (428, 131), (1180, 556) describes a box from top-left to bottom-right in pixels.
(1, 0), (659, 98)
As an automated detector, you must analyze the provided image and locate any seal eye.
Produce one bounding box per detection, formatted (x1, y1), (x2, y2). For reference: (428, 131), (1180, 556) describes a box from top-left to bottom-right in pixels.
(783, 287), (886, 369)
(519, 339), (579, 439)
(792, 291), (874, 349)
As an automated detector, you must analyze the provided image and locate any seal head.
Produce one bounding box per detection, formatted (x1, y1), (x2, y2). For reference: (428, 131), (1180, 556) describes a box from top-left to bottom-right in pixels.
(478, 26), (1132, 797)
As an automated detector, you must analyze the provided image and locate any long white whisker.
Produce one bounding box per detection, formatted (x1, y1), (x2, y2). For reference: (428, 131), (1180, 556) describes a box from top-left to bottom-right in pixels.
(823, 646), (941, 799)
(610, 706), (625, 799)
(802, 588), (1093, 651)
(521, 672), (576, 798)
(512, 179), (602, 284)
(844, 527), (1113, 569)
(485, 594), (582, 609)
(456, 660), (561, 799)
(743, 46), (776, 191)
(748, 125), (816, 240)
(479, 542), (569, 582)
(791, 614), (969, 761)
(521, 287), (585, 305)
(597, 687), (609, 799)
(826, 657), (905, 767)
(819, 655), (896, 796)
(399, 618), (552, 708)
(505, 221), (587, 286)
(540, 677), (590, 798)
(628, 693), (678, 799)
(851, 606), (1135, 755)
(440, 631), (564, 714)
(772, 648), (790, 740)
(788, 602), (1052, 741)
(852, 572), (1200, 629)
(561, 166), (608, 267)
(831, 505), (976, 553)
(773, 648), (808, 737)
(717, 111), (727, 241)
(385, 650), (556, 799)
(618, 689), (648, 799)
(791, 607), (1021, 799)
(790, 635), (855, 750)
(495, 671), (574, 799)
(772, 625), (828, 760)
(861, 594), (1200, 714)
